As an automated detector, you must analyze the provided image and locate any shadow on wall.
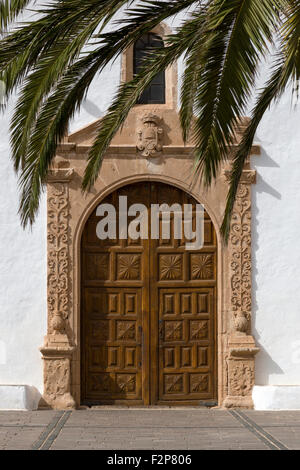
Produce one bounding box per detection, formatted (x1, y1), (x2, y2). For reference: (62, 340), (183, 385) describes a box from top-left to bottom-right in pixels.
(82, 99), (103, 119)
(251, 146), (284, 382)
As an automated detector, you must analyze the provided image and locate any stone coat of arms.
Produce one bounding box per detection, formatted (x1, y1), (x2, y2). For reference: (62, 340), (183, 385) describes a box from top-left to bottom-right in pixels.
(137, 113), (163, 157)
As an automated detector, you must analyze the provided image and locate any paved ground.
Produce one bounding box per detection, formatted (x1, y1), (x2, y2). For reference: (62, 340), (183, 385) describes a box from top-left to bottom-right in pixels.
(0, 408), (299, 450)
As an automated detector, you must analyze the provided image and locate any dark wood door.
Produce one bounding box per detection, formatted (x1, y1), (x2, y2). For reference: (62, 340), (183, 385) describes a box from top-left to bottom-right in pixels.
(81, 182), (217, 405)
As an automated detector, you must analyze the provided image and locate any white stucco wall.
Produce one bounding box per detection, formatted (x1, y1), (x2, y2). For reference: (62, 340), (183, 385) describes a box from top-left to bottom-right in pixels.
(0, 8), (300, 408)
(252, 92), (300, 386)
(0, 105), (47, 394)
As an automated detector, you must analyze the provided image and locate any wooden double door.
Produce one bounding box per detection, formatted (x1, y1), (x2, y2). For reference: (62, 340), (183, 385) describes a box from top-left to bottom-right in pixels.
(81, 182), (217, 405)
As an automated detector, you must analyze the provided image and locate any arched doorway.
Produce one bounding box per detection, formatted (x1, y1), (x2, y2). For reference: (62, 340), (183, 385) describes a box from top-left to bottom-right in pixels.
(80, 181), (217, 406)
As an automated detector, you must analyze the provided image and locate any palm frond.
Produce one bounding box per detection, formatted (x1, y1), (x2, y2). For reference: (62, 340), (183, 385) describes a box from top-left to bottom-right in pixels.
(191, 0), (284, 185)
(222, 1), (300, 241)
(18, 0), (199, 225)
(281, 0), (300, 86)
(0, 0), (32, 30)
(18, 50), (102, 226)
(179, 10), (211, 142)
(10, 0), (119, 171)
(0, 0), (130, 106)
(1, 0), (298, 234)
(12, 0), (199, 226)
(221, 58), (287, 240)
(82, 10), (206, 190)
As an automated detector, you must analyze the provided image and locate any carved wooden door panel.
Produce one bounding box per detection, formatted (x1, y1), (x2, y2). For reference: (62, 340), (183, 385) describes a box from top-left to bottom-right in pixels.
(81, 182), (217, 405)
(149, 184), (217, 404)
(81, 183), (150, 405)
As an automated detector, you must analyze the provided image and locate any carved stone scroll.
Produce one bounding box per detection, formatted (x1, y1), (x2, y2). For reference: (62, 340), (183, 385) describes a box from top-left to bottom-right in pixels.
(47, 182), (70, 334)
(230, 183), (252, 333)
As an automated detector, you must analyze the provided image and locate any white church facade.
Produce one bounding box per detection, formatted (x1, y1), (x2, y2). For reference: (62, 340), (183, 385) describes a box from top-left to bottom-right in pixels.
(1, 18), (300, 411)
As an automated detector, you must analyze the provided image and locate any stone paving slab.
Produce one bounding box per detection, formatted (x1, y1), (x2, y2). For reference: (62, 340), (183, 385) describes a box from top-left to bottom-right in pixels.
(50, 425), (267, 450)
(244, 410), (300, 426)
(0, 426), (49, 450)
(0, 409), (298, 450)
(66, 409), (243, 428)
(0, 410), (60, 427)
(262, 427), (300, 450)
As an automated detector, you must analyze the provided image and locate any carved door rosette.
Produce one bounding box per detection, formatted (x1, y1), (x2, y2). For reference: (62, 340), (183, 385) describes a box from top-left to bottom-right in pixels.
(223, 169), (260, 408)
(40, 167), (76, 409)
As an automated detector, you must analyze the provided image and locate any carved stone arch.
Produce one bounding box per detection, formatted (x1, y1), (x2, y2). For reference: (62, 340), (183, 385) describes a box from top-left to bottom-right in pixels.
(75, 173), (221, 243)
(41, 104), (260, 409)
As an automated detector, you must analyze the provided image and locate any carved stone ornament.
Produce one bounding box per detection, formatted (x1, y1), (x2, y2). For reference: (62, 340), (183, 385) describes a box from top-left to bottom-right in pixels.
(137, 113), (163, 157)
(39, 349), (75, 409)
(47, 182), (70, 335)
(223, 335), (259, 409)
(41, 168), (76, 409)
(229, 361), (254, 397)
(229, 182), (252, 334)
(222, 168), (260, 408)
(41, 115), (260, 409)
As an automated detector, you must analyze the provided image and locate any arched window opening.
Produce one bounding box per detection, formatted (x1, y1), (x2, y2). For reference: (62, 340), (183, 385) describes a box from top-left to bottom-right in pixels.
(134, 33), (165, 105)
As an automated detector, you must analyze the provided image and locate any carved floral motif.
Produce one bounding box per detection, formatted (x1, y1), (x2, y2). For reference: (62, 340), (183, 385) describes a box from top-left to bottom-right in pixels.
(229, 362), (254, 397)
(47, 182), (70, 334)
(92, 320), (109, 340)
(44, 358), (70, 397)
(88, 253), (109, 280)
(230, 182), (252, 333)
(91, 374), (111, 392)
(190, 254), (214, 280)
(160, 255), (182, 280)
(190, 374), (209, 393)
(165, 321), (183, 341)
(164, 374), (183, 393)
(118, 254), (141, 280)
(190, 320), (208, 340)
(117, 374), (136, 393)
(117, 321), (136, 340)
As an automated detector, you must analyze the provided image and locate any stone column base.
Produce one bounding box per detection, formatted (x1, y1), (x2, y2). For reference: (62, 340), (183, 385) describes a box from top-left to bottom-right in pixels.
(223, 395), (254, 409)
(40, 335), (76, 410)
(223, 334), (260, 409)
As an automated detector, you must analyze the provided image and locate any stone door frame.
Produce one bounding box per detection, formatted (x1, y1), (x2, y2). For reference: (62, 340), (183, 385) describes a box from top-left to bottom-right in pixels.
(40, 135), (260, 409)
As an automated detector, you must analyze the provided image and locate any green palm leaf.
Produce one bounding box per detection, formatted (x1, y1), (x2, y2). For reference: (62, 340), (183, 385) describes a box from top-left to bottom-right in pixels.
(191, 0), (283, 184)
(0, 0), (299, 234)
(83, 10), (207, 189)
(18, 50), (102, 226)
(0, 0), (32, 30)
(222, 1), (300, 239)
(14, 0), (197, 224)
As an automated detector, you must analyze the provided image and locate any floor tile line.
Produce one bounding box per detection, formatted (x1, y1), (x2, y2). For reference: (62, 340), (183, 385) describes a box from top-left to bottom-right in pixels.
(63, 425), (242, 429)
(264, 425), (300, 428)
(0, 424), (46, 428)
(229, 410), (288, 450)
(31, 411), (64, 450)
(39, 411), (72, 450)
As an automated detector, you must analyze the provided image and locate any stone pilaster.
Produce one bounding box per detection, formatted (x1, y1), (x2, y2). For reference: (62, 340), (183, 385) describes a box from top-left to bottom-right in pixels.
(223, 169), (259, 408)
(40, 168), (76, 409)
